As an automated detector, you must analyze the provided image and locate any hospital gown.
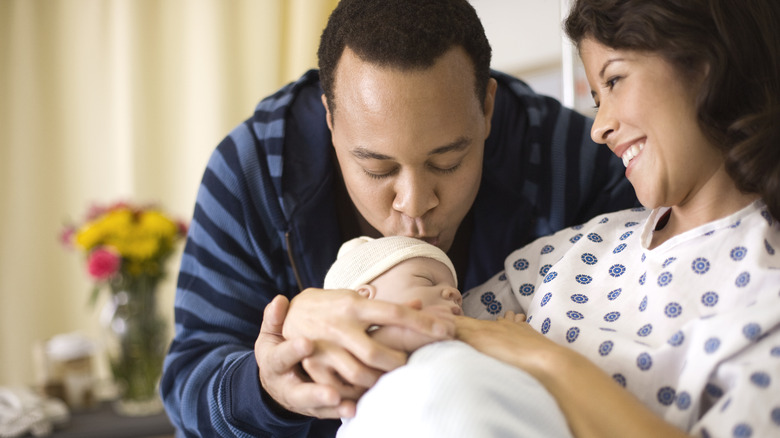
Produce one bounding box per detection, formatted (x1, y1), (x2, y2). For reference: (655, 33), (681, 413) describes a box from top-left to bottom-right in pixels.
(464, 200), (780, 437)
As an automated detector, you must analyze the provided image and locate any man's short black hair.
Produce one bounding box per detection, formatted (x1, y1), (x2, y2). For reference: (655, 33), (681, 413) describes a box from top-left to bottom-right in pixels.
(318, 0), (492, 114)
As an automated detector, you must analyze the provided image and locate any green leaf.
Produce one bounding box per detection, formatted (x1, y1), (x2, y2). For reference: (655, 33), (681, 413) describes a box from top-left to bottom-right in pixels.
(88, 285), (102, 308)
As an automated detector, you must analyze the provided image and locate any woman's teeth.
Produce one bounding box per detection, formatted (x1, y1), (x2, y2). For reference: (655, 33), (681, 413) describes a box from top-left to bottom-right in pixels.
(622, 143), (644, 167)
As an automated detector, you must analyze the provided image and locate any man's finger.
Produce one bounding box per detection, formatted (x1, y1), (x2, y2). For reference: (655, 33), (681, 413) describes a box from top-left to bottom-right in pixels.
(302, 341), (380, 394)
(400, 298), (424, 310)
(262, 337), (314, 375)
(283, 381), (342, 418)
(257, 295), (315, 373)
(352, 298), (454, 338)
(261, 294), (289, 335)
(335, 331), (408, 372)
(337, 400), (358, 419)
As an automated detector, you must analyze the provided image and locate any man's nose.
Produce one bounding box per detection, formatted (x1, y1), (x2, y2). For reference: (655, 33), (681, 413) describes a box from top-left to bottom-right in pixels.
(392, 170), (439, 218)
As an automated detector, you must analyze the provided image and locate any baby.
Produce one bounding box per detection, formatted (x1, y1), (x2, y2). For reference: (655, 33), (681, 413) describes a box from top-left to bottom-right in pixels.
(323, 236), (463, 353)
(324, 236), (571, 438)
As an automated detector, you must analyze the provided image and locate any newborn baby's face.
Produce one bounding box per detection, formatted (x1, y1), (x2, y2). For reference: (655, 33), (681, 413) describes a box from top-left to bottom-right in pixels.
(370, 257), (462, 315)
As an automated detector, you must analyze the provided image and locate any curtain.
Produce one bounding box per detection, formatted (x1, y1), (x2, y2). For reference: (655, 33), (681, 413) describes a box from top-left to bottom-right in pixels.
(0, 0), (337, 388)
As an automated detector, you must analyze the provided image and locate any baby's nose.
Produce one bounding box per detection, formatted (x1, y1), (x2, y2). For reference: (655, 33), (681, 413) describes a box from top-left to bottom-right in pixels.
(442, 287), (463, 306)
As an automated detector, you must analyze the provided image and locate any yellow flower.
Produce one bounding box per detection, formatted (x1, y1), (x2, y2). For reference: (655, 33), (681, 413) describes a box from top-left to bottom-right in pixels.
(65, 201), (186, 279)
(74, 222), (104, 251)
(100, 208), (134, 239)
(123, 236), (160, 261)
(139, 211), (179, 239)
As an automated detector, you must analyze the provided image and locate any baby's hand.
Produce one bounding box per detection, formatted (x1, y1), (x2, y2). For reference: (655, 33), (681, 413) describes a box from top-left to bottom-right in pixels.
(498, 311), (526, 324)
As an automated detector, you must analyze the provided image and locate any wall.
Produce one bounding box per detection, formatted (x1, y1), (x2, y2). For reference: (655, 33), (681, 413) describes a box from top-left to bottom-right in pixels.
(0, 0), (337, 388)
(0, 0), (573, 389)
(473, 0), (565, 100)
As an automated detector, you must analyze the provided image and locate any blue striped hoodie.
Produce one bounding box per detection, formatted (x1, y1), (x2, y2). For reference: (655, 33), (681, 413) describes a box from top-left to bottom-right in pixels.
(161, 69), (636, 437)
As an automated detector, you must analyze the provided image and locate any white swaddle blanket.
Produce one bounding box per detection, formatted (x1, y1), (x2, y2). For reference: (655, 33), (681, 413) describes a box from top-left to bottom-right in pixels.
(337, 340), (572, 438)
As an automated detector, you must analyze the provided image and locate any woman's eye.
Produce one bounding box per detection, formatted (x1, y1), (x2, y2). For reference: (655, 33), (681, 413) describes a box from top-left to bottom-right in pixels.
(605, 76), (620, 89)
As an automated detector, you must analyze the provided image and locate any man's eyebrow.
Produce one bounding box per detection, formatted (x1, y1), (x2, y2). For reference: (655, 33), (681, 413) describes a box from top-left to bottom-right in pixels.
(350, 147), (392, 160)
(350, 137), (472, 160)
(429, 137), (471, 156)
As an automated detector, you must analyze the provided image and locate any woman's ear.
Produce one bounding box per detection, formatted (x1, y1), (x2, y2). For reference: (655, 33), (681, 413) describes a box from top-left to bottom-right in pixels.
(356, 284), (376, 300)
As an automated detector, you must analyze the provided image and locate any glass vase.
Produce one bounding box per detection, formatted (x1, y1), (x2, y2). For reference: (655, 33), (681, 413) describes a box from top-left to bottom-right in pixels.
(101, 273), (167, 416)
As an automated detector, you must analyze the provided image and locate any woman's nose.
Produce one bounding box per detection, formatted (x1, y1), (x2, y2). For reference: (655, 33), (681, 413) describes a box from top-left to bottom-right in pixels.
(591, 103), (617, 145)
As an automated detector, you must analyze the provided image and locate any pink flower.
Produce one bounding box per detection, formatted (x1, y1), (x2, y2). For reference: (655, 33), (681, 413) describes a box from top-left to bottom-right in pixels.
(86, 247), (121, 280)
(176, 220), (189, 237)
(59, 226), (76, 248)
(85, 204), (108, 221)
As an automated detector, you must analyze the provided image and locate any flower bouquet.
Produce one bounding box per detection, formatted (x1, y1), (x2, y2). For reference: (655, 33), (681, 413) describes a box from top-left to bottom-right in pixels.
(61, 201), (187, 415)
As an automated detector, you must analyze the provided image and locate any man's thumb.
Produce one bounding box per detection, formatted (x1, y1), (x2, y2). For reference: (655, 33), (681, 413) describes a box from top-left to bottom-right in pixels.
(262, 294), (289, 335)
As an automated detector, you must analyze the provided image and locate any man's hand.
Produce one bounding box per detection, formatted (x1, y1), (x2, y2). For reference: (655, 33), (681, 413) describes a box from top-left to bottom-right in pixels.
(366, 303), (459, 353)
(283, 288), (454, 367)
(255, 295), (356, 419)
(256, 289), (455, 419)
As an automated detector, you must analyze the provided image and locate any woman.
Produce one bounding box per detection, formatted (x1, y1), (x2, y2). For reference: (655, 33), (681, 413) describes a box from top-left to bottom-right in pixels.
(457, 1), (780, 437)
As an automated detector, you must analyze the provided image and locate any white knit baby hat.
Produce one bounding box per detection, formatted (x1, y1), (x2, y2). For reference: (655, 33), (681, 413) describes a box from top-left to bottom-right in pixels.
(323, 236), (457, 290)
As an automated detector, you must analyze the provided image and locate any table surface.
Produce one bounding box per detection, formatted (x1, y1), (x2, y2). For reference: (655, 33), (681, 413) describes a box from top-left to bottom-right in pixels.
(51, 402), (175, 438)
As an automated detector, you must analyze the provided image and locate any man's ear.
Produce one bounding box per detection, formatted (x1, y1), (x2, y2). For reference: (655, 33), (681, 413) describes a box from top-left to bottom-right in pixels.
(356, 284), (376, 299)
(483, 78), (498, 138)
(321, 94), (334, 132)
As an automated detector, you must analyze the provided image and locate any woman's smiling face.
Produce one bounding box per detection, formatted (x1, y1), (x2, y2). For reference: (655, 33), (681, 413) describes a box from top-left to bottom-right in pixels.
(580, 37), (722, 210)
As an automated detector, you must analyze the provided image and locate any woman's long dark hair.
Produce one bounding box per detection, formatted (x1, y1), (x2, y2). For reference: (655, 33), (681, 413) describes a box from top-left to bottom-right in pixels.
(565, 0), (780, 220)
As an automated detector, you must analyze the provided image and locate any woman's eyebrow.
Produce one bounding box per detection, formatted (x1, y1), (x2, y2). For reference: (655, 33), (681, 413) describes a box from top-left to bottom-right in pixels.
(599, 57), (624, 79)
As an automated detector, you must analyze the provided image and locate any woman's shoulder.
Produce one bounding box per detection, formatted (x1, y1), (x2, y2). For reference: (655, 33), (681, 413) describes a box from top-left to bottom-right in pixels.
(500, 207), (649, 281)
(723, 200), (780, 269)
(513, 207), (650, 256)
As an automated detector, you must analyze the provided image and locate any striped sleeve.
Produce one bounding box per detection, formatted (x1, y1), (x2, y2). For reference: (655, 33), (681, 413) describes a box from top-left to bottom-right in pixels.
(160, 87), (314, 437)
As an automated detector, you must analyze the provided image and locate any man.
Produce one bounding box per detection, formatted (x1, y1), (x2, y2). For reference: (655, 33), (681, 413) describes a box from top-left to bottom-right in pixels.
(161, 0), (636, 436)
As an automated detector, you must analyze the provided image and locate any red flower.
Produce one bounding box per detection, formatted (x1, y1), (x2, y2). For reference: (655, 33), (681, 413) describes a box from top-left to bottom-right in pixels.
(86, 247), (121, 280)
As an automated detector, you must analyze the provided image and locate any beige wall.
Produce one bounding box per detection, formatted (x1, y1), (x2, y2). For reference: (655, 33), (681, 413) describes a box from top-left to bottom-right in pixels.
(0, 0), (567, 389)
(0, 0), (337, 388)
